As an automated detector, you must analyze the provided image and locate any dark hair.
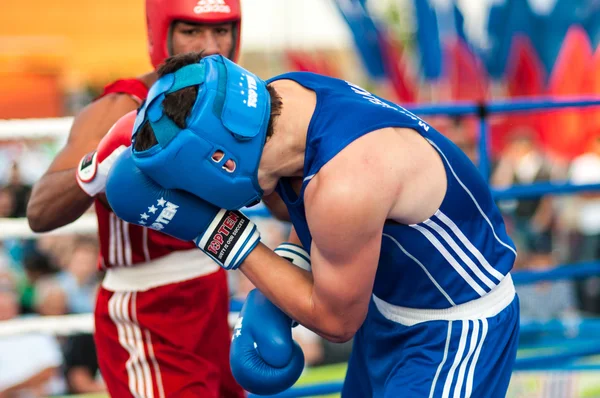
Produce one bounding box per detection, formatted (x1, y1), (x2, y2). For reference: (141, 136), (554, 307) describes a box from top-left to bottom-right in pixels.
(134, 51), (282, 152)
(23, 250), (56, 275)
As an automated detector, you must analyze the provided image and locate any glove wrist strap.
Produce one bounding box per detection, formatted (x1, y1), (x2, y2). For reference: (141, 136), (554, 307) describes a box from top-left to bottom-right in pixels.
(274, 243), (311, 272)
(76, 151), (104, 197)
(196, 210), (260, 270)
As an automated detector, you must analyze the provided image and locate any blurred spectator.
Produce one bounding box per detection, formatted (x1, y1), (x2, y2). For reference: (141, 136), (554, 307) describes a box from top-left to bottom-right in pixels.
(568, 134), (600, 313)
(36, 235), (78, 271)
(0, 188), (16, 218)
(4, 161), (32, 218)
(0, 272), (65, 397)
(445, 117), (478, 165)
(515, 248), (579, 323)
(17, 249), (58, 315)
(491, 128), (556, 255)
(62, 333), (105, 395)
(36, 236), (100, 316)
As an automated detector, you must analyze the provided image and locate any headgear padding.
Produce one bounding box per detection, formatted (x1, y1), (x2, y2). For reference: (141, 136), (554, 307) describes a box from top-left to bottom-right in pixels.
(132, 55), (271, 210)
(146, 0), (242, 69)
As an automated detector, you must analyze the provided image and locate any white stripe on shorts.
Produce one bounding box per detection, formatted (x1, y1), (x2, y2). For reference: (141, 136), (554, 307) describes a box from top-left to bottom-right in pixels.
(429, 321), (453, 398)
(442, 320), (469, 398)
(465, 319), (488, 397)
(129, 293), (153, 398)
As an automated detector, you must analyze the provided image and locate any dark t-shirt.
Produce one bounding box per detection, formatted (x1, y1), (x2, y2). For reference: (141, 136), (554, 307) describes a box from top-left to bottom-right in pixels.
(63, 333), (99, 391)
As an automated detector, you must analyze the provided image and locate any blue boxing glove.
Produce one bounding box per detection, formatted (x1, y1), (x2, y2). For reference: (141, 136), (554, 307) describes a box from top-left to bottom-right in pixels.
(105, 150), (260, 270)
(230, 243), (311, 395)
(230, 290), (304, 396)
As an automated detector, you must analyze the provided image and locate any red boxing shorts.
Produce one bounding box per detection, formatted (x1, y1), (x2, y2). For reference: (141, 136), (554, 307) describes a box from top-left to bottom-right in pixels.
(94, 268), (243, 398)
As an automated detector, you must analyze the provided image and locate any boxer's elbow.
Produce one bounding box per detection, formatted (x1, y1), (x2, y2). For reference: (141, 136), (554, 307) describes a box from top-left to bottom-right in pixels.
(27, 201), (49, 232)
(27, 195), (57, 232)
(314, 311), (362, 343)
(319, 318), (358, 343)
(326, 330), (355, 344)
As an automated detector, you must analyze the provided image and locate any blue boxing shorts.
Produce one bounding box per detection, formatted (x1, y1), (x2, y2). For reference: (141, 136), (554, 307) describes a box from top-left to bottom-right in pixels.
(342, 275), (519, 398)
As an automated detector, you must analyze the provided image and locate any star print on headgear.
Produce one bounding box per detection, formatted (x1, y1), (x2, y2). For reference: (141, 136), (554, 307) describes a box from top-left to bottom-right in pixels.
(148, 205), (158, 214)
(157, 197), (166, 207)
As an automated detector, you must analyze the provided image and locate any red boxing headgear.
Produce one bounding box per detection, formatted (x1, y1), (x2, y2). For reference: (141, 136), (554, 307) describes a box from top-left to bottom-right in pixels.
(146, 0), (242, 69)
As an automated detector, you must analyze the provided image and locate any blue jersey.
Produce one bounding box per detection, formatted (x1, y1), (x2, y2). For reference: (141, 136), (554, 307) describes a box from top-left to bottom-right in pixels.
(270, 72), (517, 310)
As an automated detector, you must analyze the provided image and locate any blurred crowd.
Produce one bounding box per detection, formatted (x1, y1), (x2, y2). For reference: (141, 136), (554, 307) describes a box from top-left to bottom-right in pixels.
(1, 110), (600, 396)
(445, 118), (600, 324)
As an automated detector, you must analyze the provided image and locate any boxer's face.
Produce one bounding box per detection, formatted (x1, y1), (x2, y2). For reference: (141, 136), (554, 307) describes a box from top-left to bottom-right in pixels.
(170, 21), (234, 59)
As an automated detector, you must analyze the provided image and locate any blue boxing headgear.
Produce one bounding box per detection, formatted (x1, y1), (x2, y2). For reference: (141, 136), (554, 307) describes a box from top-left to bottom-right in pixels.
(131, 55), (271, 210)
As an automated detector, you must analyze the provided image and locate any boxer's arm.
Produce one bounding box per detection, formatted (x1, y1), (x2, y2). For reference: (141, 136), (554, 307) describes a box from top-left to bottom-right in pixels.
(240, 172), (392, 343)
(27, 94), (138, 232)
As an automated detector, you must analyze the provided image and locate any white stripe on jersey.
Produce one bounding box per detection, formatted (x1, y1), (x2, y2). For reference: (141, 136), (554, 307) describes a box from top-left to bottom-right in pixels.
(426, 139), (517, 257)
(142, 227), (151, 262)
(109, 213), (117, 265)
(422, 219), (496, 290)
(303, 174), (316, 183)
(123, 221), (133, 266)
(435, 211), (505, 281)
(116, 218), (124, 266)
(410, 225), (487, 296)
(383, 234), (455, 306)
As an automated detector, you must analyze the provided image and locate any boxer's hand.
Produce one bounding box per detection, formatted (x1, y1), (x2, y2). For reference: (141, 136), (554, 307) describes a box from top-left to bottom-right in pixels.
(229, 242), (310, 394)
(106, 150), (260, 270)
(76, 111), (135, 197)
(230, 289), (305, 395)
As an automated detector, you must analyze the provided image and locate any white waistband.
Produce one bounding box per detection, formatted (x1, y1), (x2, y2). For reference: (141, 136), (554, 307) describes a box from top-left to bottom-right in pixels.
(373, 274), (515, 327)
(102, 250), (220, 292)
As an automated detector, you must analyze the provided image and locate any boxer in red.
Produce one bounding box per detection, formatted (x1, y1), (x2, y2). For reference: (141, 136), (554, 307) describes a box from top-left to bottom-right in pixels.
(27, 1), (245, 396)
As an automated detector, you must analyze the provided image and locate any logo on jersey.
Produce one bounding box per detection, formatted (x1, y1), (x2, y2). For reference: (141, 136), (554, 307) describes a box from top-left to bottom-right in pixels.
(194, 0), (231, 14)
(242, 74), (258, 108)
(139, 197), (179, 231)
(345, 81), (431, 131)
(346, 81), (395, 110)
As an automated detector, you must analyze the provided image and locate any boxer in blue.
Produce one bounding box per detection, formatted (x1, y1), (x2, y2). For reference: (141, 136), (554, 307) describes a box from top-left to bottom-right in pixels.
(106, 52), (519, 397)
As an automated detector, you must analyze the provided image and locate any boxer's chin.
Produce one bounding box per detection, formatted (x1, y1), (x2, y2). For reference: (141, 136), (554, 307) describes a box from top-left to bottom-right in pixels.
(96, 193), (112, 211)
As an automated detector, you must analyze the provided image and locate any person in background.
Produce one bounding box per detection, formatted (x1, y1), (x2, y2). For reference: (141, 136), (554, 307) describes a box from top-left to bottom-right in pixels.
(568, 134), (600, 314)
(0, 272), (66, 397)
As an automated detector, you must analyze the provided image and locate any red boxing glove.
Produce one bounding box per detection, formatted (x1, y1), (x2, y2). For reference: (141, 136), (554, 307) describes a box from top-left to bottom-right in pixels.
(76, 111), (135, 197)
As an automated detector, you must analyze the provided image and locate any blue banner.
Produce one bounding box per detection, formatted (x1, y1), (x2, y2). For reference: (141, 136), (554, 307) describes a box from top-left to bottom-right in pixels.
(333, 0), (387, 80)
(484, 0), (534, 79)
(413, 0), (443, 80)
(484, 0), (600, 79)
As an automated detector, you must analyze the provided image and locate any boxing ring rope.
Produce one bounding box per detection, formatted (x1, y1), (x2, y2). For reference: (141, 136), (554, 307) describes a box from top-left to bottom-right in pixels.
(407, 97), (600, 183)
(0, 207), (273, 240)
(0, 117), (73, 141)
(2, 97), (600, 397)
